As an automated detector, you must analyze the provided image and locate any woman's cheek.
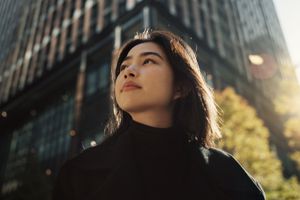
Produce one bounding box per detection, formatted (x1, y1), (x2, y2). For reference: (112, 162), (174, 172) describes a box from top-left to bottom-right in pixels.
(114, 81), (121, 102)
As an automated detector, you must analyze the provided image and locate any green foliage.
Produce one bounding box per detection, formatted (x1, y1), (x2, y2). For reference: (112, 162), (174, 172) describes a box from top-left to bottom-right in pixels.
(284, 117), (300, 151)
(266, 177), (300, 200)
(215, 87), (300, 200)
(274, 65), (300, 175)
(273, 66), (300, 116)
(291, 151), (300, 172)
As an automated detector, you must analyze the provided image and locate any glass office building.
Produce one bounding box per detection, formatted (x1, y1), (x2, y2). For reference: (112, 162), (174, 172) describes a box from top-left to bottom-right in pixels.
(0, 0), (295, 198)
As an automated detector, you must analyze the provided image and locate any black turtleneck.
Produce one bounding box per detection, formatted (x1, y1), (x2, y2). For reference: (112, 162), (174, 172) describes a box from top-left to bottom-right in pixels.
(53, 118), (266, 200)
(128, 119), (188, 199)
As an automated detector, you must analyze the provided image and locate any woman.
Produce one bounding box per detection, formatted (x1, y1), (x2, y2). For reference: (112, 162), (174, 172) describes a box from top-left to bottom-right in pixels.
(53, 30), (265, 200)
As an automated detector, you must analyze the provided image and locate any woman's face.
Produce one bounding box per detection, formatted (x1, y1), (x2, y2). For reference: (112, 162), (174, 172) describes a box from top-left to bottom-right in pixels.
(115, 42), (180, 116)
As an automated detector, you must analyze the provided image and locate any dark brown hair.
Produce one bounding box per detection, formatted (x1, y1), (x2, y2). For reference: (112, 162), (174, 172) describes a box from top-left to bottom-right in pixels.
(104, 30), (221, 147)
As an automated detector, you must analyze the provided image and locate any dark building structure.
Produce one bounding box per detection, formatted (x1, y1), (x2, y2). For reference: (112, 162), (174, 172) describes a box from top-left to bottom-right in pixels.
(0, 0), (295, 198)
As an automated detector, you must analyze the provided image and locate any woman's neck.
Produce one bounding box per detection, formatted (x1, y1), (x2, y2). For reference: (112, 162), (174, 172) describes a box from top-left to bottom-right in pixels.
(129, 110), (173, 128)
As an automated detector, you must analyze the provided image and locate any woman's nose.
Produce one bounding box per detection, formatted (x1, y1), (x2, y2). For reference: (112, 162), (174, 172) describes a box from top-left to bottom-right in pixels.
(124, 65), (138, 78)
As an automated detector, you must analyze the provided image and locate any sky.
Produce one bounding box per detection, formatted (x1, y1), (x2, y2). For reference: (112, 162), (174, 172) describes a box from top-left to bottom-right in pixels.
(273, 0), (300, 68)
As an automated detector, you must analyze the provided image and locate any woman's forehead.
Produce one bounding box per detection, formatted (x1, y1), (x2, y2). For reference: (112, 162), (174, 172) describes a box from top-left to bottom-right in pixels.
(125, 42), (166, 58)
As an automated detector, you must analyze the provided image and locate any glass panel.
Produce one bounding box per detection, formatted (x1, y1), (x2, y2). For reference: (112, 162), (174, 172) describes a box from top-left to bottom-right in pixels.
(86, 69), (98, 95)
(99, 62), (109, 90)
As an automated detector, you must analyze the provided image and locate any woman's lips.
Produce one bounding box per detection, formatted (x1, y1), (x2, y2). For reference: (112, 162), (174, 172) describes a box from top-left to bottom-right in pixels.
(122, 85), (141, 92)
(122, 81), (141, 92)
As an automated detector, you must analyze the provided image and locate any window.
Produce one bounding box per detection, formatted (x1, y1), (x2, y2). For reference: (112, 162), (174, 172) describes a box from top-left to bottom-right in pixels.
(119, 0), (126, 15)
(85, 61), (109, 96)
(86, 70), (98, 95)
(77, 15), (84, 46)
(91, 4), (98, 34)
(103, 0), (112, 27)
(66, 25), (72, 53)
(99, 63), (109, 89)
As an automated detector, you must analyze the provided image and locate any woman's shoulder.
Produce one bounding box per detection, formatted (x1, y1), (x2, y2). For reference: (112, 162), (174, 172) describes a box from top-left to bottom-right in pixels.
(198, 147), (266, 199)
(61, 133), (120, 171)
(202, 147), (256, 181)
(53, 134), (119, 200)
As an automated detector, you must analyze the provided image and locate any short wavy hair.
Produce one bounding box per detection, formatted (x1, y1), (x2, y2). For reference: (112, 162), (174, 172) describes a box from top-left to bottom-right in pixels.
(104, 30), (221, 147)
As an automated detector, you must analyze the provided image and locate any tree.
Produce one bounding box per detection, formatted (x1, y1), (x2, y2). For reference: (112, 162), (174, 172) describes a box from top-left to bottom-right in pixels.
(281, 115), (300, 174)
(214, 87), (300, 200)
(274, 65), (300, 174)
(273, 66), (300, 116)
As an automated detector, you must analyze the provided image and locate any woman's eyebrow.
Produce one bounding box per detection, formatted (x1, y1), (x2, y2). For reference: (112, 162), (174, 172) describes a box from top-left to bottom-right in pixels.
(140, 52), (164, 60)
(123, 51), (164, 62)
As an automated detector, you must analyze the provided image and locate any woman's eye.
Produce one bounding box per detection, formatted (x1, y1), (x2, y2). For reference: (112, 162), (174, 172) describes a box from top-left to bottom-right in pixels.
(143, 59), (155, 65)
(120, 64), (127, 71)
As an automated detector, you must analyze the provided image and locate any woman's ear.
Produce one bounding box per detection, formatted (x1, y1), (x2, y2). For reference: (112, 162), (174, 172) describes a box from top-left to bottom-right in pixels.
(173, 83), (190, 100)
(173, 89), (182, 100)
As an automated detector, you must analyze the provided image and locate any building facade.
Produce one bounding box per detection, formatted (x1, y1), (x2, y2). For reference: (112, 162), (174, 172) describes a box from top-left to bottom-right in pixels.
(0, 0), (295, 198)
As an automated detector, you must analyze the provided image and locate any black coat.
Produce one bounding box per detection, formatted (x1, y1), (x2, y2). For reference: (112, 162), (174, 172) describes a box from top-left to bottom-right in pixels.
(53, 129), (266, 200)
